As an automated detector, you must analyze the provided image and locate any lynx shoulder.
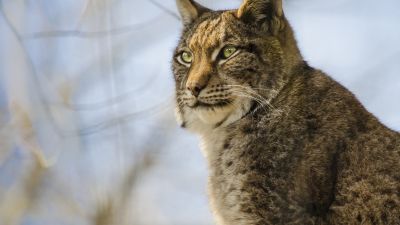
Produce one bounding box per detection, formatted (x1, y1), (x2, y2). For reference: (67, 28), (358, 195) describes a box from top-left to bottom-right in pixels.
(172, 0), (400, 224)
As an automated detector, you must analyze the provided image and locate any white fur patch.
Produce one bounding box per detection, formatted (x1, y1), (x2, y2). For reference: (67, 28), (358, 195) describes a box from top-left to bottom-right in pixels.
(177, 97), (251, 134)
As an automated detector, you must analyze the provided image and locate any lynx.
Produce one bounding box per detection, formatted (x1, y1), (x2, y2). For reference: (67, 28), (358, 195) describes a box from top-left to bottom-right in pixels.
(172, 0), (400, 224)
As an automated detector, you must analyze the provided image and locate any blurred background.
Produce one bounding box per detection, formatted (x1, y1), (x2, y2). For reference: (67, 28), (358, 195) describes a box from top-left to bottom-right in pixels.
(0, 0), (399, 224)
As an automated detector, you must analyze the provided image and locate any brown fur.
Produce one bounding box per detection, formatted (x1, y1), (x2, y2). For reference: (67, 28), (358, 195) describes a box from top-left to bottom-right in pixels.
(172, 0), (400, 224)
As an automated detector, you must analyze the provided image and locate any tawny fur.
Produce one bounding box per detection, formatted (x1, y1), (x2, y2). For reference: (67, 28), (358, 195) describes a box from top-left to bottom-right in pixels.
(172, 0), (400, 224)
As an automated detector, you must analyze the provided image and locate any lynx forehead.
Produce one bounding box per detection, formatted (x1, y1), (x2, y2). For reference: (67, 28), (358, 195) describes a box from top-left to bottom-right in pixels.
(189, 15), (223, 49)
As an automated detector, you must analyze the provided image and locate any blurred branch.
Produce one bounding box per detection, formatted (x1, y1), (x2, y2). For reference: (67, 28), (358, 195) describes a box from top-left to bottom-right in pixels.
(91, 144), (160, 225)
(75, 95), (174, 136)
(57, 69), (161, 111)
(1, 2), (172, 138)
(0, 110), (13, 166)
(0, 152), (46, 225)
(10, 102), (56, 168)
(0, 3), (64, 137)
(24, 15), (163, 39)
(23, 0), (180, 40)
(93, 199), (114, 225)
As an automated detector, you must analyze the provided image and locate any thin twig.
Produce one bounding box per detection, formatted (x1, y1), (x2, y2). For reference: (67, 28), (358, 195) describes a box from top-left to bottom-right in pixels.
(23, 0), (181, 40)
(24, 15), (162, 39)
(75, 96), (174, 137)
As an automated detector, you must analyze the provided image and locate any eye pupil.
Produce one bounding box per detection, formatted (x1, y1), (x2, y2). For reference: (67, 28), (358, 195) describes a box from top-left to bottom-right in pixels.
(223, 46), (237, 59)
(181, 52), (192, 63)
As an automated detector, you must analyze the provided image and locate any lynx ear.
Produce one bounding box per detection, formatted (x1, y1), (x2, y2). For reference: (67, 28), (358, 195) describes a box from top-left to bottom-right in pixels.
(176, 0), (210, 25)
(237, 0), (284, 35)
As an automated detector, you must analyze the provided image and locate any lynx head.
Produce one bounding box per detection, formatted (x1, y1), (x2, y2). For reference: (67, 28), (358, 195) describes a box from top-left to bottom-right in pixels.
(172, 0), (302, 133)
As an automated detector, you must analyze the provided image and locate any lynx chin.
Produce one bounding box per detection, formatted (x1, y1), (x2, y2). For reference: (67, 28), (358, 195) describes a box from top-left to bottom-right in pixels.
(171, 0), (400, 224)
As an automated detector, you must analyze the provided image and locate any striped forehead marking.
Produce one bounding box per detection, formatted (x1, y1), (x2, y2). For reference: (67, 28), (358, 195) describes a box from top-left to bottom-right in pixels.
(189, 15), (227, 51)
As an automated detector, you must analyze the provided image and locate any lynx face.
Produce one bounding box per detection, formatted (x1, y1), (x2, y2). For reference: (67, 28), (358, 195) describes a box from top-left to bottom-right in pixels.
(173, 0), (288, 132)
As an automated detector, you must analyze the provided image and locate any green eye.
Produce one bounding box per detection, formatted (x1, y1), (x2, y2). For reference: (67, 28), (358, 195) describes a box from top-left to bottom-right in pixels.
(222, 46), (237, 59)
(181, 51), (193, 63)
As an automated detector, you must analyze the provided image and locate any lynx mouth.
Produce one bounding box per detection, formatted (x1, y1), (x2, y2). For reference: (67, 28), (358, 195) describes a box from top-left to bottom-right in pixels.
(189, 100), (232, 109)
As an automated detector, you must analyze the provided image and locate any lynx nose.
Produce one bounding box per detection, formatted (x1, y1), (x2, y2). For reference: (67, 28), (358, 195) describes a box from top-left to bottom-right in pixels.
(185, 56), (211, 97)
(187, 83), (205, 97)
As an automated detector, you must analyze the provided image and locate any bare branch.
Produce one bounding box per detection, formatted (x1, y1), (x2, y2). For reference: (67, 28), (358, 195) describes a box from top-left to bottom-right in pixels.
(24, 15), (163, 39)
(74, 96), (174, 137)
(23, 0), (181, 40)
(0, 3), (64, 137)
(0, 153), (46, 225)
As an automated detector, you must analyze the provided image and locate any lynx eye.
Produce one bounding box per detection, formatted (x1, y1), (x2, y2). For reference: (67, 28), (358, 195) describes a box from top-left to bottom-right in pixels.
(180, 51), (193, 64)
(221, 46), (237, 59)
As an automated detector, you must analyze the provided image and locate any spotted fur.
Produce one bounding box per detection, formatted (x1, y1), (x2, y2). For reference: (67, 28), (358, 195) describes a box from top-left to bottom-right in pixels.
(172, 0), (400, 224)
